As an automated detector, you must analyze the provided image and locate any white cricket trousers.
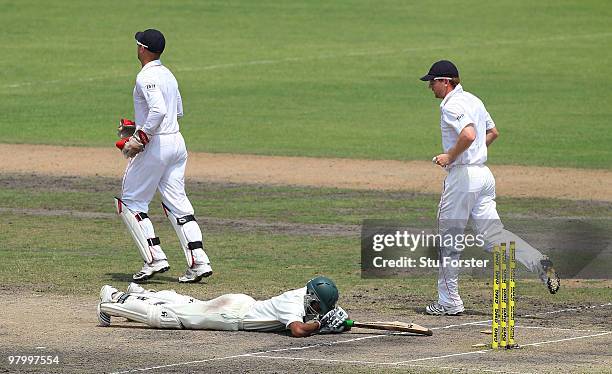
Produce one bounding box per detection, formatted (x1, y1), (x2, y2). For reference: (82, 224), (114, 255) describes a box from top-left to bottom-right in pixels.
(101, 290), (257, 330)
(436, 165), (544, 309)
(121, 132), (194, 216)
(119, 132), (210, 265)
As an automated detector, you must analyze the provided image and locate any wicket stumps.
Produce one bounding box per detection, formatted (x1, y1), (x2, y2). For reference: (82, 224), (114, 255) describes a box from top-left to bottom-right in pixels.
(492, 242), (517, 350)
(508, 242), (516, 346)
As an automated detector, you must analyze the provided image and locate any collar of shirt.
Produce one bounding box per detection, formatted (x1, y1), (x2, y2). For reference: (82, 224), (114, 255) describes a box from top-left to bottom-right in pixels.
(141, 59), (162, 72)
(440, 83), (464, 108)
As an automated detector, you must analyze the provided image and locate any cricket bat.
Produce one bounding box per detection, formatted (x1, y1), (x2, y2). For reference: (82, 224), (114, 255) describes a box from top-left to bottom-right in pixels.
(343, 320), (433, 336)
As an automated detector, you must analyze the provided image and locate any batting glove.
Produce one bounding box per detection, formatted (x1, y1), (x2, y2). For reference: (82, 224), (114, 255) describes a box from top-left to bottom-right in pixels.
(320, 307), (349, 329)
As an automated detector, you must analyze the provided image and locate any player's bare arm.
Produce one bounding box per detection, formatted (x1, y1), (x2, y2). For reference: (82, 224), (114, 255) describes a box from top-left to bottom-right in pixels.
(486, 127), (499, 147)
(289, 304), (350, 337)
(288, 320), (321, 337)
(435, 125), (476, 167)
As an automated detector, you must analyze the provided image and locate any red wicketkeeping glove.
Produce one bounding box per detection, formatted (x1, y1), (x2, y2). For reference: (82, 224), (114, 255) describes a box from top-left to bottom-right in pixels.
(116, 137), (130, 150)
(117, 118), (136, 138)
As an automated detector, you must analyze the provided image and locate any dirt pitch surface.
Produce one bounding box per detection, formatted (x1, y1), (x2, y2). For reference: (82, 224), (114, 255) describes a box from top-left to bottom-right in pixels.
(1, 292), (611, 373)
(1, 144), (612, 373)
(3, 144), (612, 201)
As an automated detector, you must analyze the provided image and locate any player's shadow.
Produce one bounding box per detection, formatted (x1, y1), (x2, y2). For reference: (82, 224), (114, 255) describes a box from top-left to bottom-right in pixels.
(265, 330), (392, 338)
(105, 272), (175, 284)
(413, 306), (488, 316)
(106, 324), (155, 330)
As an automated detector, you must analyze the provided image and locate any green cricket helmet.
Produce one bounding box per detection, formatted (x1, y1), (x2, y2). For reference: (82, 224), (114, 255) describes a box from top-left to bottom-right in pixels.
(304, 276), (339, 316)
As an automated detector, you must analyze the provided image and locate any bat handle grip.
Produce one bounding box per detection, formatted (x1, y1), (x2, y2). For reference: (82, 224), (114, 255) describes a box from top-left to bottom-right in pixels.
(343, 319), (354, 328)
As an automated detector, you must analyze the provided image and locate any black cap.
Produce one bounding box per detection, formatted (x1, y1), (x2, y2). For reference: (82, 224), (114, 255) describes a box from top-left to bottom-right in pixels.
(420, 60), (459, 81)
(135, 29), (165, 54)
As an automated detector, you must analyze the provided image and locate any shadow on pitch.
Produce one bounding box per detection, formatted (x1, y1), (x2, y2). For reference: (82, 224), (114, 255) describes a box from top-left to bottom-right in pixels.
(413, 306), (489, 316)
(105, 272), (176, 284)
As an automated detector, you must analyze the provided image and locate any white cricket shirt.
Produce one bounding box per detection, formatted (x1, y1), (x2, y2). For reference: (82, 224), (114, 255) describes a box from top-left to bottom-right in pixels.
(242, 287), (307, 331)
(439, 84), (495, 166)
(133, 60), (184, 135)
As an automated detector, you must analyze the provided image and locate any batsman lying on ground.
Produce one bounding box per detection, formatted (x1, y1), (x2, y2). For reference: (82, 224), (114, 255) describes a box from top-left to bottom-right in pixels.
(97, 276), (351, 337)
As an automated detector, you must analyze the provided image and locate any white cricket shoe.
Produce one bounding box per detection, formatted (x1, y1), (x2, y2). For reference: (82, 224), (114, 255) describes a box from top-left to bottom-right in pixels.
(97, 303), (111, 327)
(537, 256), (560, 294)
(425, 302), (464, 316)
(132, 260), (170, 282)
(126, 282), (146, 294)
(97, 285), (118, 327)
(99, 285), (119, 303)
(178, 264), (213, 283)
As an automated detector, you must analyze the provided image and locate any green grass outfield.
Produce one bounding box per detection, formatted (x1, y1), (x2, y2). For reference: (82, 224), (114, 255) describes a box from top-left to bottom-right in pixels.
(1, 0), (611, 168)
(0, 175), (610, 310)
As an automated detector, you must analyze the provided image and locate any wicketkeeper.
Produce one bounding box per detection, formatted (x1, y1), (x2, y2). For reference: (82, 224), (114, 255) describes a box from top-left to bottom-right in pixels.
(115, 29), (213, 283)
(97, 276), (350, 337)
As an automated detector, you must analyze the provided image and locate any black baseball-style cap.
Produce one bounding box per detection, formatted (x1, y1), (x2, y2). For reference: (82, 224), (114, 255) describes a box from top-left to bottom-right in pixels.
(420, 60), (459, 81)
(135, 29), (165, 54)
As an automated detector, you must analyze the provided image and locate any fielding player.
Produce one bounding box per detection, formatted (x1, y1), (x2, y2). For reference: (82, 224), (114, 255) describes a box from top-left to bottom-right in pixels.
(420, 60), (560, 316)
(97, 276), (350, 337)
(115, 29), (212, 283)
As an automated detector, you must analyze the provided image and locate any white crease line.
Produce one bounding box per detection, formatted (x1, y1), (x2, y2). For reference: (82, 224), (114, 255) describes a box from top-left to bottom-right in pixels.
(250, 319), (497, 357)
(250, 334), (387, 355)
(250, 354), (529, 374)
(431, 319), (492, 330)
(109, 334), (389, 373)
(392, 349), (490, 364)
(520, 331), (612, 347)
(5, 32), (612, 89)
(249, 355), (388, 365)
(422, 365), (532, 374)
(470, 322), (609, 334)
(523, 302), (612, 318)
(108, 319), (499, 373)
(111, 302), (612, 373)
(110, 354), (252, 374)
(391, 331), (612, 365)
